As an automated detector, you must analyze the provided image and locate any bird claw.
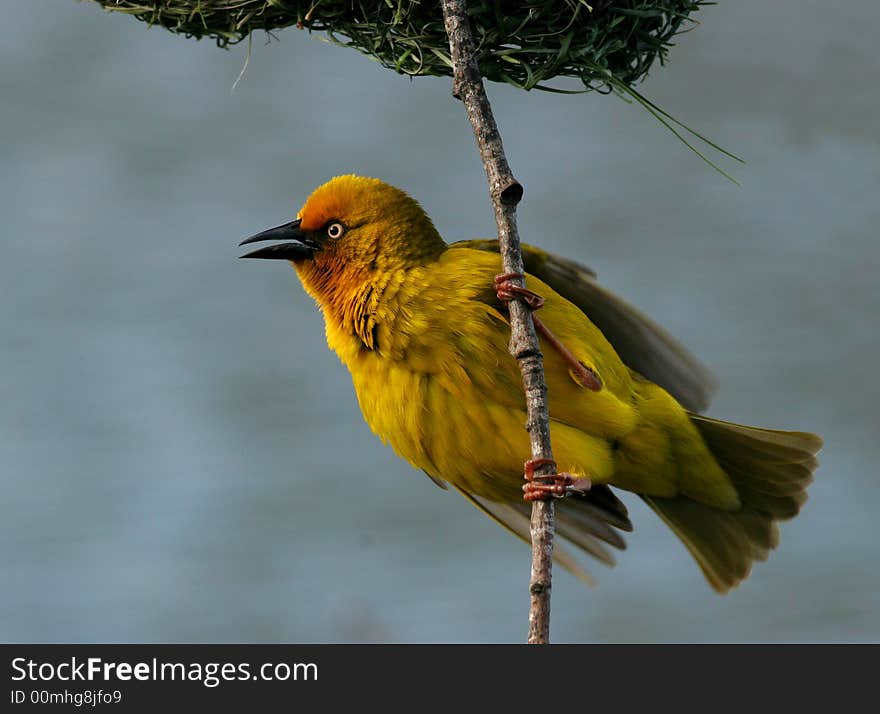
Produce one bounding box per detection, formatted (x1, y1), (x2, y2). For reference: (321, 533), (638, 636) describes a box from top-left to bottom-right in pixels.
(494, 272), (545, 310)
(522, 458), (592, 502)
(523, 475), (592, 502)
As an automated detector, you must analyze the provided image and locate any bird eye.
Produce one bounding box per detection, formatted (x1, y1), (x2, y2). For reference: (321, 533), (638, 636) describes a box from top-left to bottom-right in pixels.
(326, 222), (345, 239)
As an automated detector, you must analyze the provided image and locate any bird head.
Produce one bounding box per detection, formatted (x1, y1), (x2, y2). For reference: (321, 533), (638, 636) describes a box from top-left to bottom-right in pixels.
(240, 175), (446, 305)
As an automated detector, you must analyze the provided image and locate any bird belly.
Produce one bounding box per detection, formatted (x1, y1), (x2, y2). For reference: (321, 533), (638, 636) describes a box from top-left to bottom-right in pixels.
(349, 354), (616, 503)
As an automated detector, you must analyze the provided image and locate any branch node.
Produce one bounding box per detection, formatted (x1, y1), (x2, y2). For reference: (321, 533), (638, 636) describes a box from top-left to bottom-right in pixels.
(501, 180), (524, 205)
(513, 347), (542, 361)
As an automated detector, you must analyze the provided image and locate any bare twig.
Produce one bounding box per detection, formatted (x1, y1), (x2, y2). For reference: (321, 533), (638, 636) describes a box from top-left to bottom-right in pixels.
(441, 0), (559, 645)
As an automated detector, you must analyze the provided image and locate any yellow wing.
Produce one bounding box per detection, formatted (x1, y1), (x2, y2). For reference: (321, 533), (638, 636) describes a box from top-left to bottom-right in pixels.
(455, 239), (717, 412)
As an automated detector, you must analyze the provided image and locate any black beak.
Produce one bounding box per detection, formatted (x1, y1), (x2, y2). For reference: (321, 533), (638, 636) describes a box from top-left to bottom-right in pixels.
(239, 219), (317, 261)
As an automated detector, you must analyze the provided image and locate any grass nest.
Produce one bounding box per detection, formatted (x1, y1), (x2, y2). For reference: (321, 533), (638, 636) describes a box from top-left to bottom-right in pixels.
(90, 0), (708, 93)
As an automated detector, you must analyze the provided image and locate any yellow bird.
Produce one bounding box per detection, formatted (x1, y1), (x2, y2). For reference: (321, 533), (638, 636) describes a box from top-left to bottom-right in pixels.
(240, 175), (821, 593)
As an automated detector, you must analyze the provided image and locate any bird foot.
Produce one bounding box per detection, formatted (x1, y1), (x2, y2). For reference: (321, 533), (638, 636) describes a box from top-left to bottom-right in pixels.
(494, 272), (545, 310)
(522, 458), (592, 502)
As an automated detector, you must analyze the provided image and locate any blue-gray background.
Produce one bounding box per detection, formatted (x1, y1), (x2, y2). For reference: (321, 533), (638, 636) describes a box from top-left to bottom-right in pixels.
(2, 1), (877, 643)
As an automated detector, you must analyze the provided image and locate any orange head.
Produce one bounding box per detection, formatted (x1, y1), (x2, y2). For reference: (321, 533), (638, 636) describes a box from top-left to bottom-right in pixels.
(239, 175), (446, 306)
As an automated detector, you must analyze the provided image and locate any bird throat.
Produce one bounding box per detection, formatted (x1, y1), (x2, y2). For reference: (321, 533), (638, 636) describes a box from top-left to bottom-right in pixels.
(296, 261), (382, 352)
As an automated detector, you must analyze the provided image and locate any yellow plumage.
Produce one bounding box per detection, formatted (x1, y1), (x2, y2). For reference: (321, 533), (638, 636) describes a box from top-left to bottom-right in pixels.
(241, 175), (822, 593)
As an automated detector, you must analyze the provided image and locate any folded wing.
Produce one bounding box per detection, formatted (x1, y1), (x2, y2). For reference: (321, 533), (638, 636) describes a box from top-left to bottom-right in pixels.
(456, 239), (716, 412)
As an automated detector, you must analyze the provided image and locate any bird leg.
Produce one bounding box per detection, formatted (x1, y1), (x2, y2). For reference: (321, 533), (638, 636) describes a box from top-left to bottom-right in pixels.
(494, 273), (603, 392)
(495, 272), (599, 502)
(523, 458), (592, 502)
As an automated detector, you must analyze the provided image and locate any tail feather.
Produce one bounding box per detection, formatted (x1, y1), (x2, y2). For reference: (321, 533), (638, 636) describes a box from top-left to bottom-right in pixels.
(696, 418), (821, 465)
(562, 483), (634, 533)
(555, 488), (631, 554)
(642, 496), (779, 591)
(454, 413), (819, 594)
(643, 414), (821, 593)
(722, 458), (815, 496)
(456, 484), (632, 584)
